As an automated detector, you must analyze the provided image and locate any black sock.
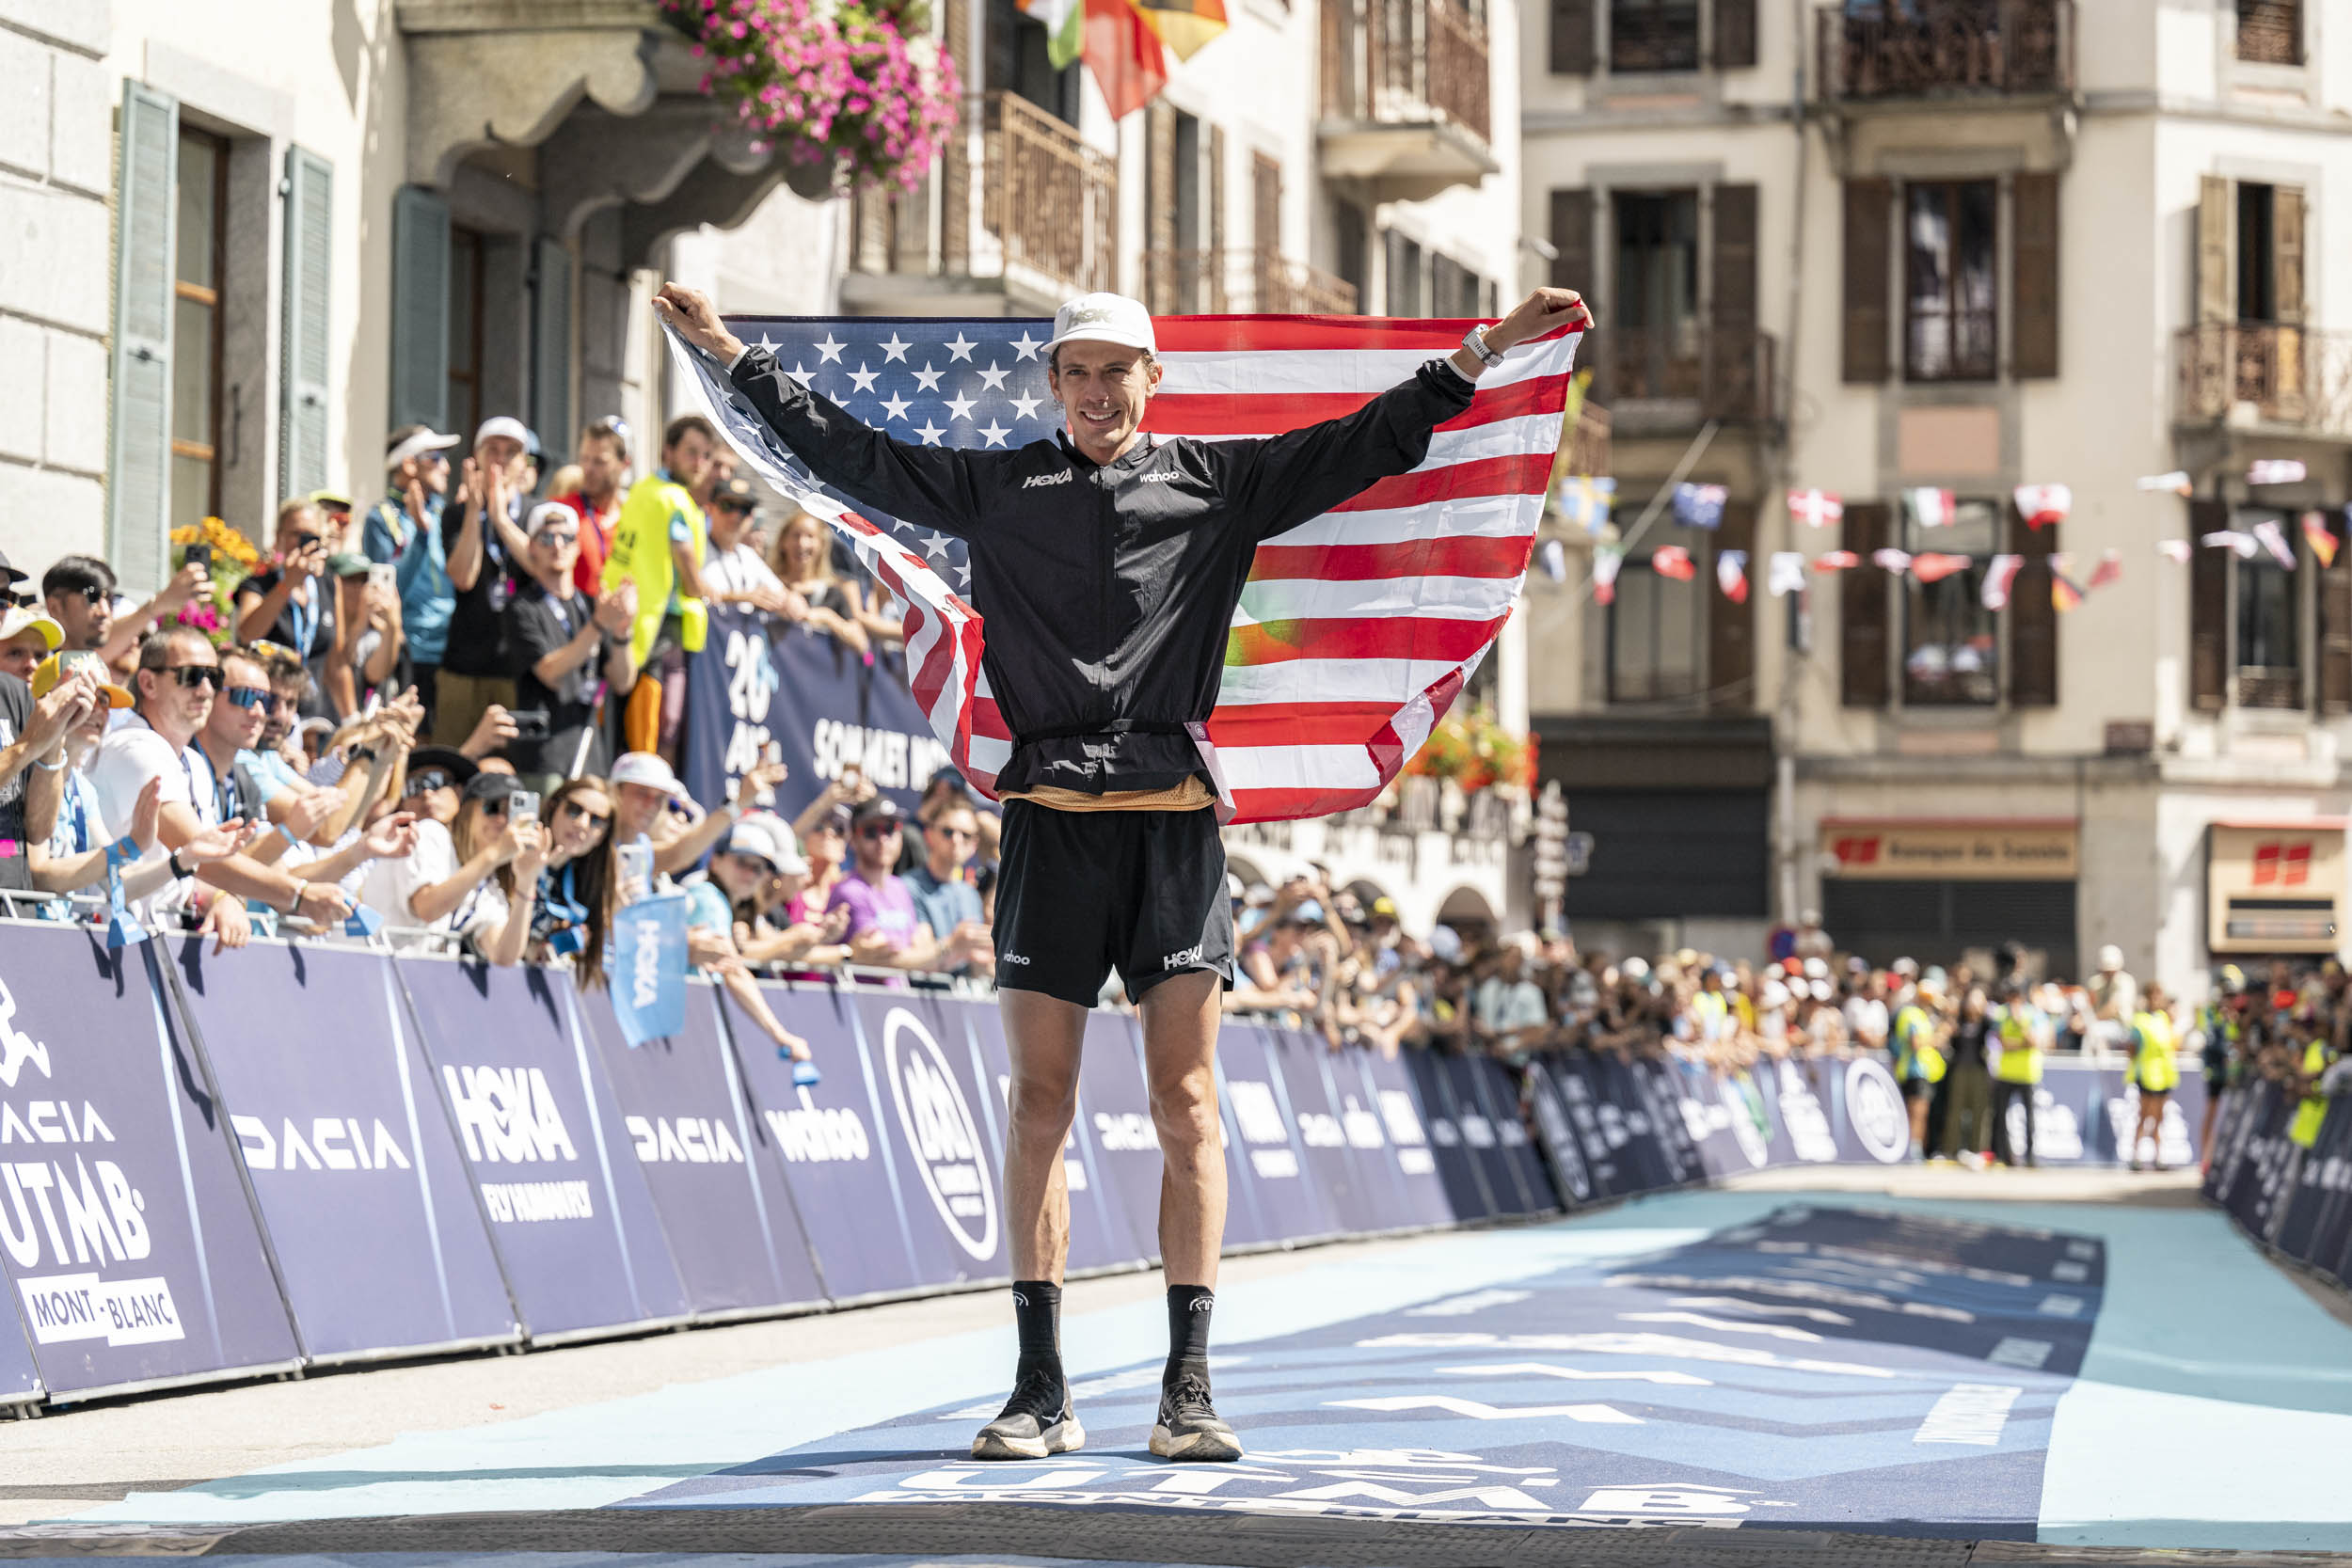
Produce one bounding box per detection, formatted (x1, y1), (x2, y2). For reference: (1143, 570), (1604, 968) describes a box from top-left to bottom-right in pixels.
(1012, 1279), (1062, 1373)
(1166, 1284), (1214, 1386)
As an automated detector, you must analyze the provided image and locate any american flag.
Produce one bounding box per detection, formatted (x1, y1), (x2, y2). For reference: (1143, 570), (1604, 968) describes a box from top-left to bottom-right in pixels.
(670, 314), (1580, 823)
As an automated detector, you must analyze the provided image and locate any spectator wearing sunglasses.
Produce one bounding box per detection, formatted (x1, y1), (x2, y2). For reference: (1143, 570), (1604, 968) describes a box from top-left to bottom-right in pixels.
(506, 501), (639, 789)
(531, 775), (620, 975)
(679, 815), (815, 1064)
(88, 628), (355, 947)
(363, 755), (547, 960)
(903, 797), (994, 982)
(825, 797), (941, 981)
(238, 499), (353, 721)
(40, 552), (215, 676)
(606, 749), (788, 880)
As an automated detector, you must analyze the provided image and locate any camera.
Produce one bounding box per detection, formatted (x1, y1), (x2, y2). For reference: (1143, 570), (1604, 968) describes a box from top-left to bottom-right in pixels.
(509, 707), (551, 741)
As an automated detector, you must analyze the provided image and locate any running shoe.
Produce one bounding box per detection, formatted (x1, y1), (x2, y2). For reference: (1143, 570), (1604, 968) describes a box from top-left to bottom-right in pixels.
(1151, 1369), (1243, 1462)
(971, 1363), (1083, 1460)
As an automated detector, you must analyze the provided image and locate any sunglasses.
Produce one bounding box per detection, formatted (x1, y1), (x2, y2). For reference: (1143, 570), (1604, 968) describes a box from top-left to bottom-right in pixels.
(405, 770), (453, 796)
(857, 821), (901, 840)
(62, 583), (105, 606)
(223, 685), (272, 711)
(533, 528), (578, 546)
(932, 824), (978, 840)
(561, 800), (612, 830)
(157, 663), (224, 689)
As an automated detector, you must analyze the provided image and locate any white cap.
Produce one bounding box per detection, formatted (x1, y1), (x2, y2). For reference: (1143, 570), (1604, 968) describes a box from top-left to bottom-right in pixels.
(610, 751), (688, 799)
(723, 814), (808, 877)
(1045, 293), (1156, 357)
(526, 500), (577, 537)
(386, 427), (460, 469)
(0, 606), (64, 649)
(474, 415), (531, 451)
(2098, 944), (2123, 971)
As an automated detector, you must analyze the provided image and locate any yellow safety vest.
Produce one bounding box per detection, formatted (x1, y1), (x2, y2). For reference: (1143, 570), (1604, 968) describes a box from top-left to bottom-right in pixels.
(2291, 1039), (2331, 1148)
(1893, 1004), (1946, 1085)
(2130, 1010), (2179, 1094)
(1994, 1007), (2042, 1085)
(604, 470), (709, 667)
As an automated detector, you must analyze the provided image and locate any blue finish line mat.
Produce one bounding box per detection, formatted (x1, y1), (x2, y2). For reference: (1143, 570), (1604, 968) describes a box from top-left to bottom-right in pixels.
(619, 1204), (2100, 1539)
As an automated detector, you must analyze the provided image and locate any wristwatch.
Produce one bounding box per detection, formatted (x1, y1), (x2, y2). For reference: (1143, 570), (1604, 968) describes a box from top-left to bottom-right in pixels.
(1462, 325), (1505, 368)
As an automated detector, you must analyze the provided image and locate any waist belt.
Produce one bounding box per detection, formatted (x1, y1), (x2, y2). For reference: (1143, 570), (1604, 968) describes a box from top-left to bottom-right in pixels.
(1017, 719), (1195, 744)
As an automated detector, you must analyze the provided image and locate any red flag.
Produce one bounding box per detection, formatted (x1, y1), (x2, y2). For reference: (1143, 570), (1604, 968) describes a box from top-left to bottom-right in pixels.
(1912, 552), (1971, 583)
(1812, 550), (1859, 572)
(1652, 546), (1696, 581)
(1083, 0), (1168, 119)
(2087, 549), (2122, 591)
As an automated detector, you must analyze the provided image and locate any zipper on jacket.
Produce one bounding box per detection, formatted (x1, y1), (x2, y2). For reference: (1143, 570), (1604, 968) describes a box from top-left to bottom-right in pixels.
(1096, 468), (1115, 733)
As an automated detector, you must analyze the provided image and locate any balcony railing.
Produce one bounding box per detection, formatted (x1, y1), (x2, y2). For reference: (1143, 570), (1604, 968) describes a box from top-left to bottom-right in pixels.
(2176, 322), (2352, 440)
(1321, 0), (1491, 143)
(1589, 325), (1776, 424)
(1140, 248), (1359, 316)
(1818, 0), (2074, 101)
(848, 91), (1117, 299)
(1565, 400), (1611, 479)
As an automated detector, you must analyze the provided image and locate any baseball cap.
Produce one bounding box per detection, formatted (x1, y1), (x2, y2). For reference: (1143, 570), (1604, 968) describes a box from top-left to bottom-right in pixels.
(0, 547), (24, 588)
(474, 415), (532, 451)
(526, 500), (578, 537)
(610, 752), (688, 799)
(326, 550), (372, 579)
(309, 489), (354, 514)
(386, 425), (460, 468)
(0, 605), (64, 649)
(850, 796), (905, 832)
(30, 650), (131, 708)
(401, 746), (479, 793)
(1045, 293), (1156, 357)
(710, 475), (758, 511)
(1371, 896), (1399, 920)
(723, 814), (809, 876)
(461, 771), (518, 809)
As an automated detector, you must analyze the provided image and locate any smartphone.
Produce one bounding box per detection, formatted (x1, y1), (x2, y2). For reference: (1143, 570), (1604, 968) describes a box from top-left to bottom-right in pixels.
(617, 840), (653, 905)
(367, 562), (397, 594)
(185, 543), (213, 575)
(509, 788), (540, 824)
(754, 739), (780, 808)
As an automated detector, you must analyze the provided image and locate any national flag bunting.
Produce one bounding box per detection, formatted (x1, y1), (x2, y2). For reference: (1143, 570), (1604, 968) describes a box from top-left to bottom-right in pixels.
(2303, 511), (2338, 568)
(1717, 548), (1749, 603)
(2087, 549), (2122, 591)
(1813, 550), (1860, 572)
(1082, 0), (1169, 118)
(1768, 552), (1807, 596)
(1538, 538), (1567, 582)
(1787, 488), (1843, 530)
(2202, 531), (2258, 559)
(1017, 0), (1085, 66)
(1129, 0), (1228, 57)
(2157, 539), (2192, 564)
(1872, 547), (1915, 575)
(1912, 553), (1971, 584)
(2249, 459), (2308, 486)
(2013, 483), (2071, 529)
(1593, 544), (1624, 605)
(1555, 474), (1615, 535)
(1673, 483), (1727, 530)
(1981, 553), (2024, 610)
(671, 310), (1581, 825)
(1906, 486), (1957, 529)
(2050, 553), (2085, 611)
(2137, 470), (2193, 495)
(1652, 545), (1697, 580)
(2252, 517), (2297, 569)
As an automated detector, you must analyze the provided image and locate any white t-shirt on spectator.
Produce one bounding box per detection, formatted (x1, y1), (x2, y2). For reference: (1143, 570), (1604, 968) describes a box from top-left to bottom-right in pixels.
(1473, 975), (1548, 1033)
(706, 542), (782, 601)
(1845, 995), (1889, 1048)
(361, 817), (508, 952)
(90, 721), (217, 912)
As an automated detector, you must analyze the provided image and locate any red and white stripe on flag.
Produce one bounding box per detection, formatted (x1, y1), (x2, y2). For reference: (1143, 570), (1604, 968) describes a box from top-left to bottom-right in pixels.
(2013, 483), (2071, 529)
(1787, 487), (1843, 530)
(671, 316), (1580, 824)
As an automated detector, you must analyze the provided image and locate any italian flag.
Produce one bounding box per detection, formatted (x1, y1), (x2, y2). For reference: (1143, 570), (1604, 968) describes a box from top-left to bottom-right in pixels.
(1018, 0), (1085, 68)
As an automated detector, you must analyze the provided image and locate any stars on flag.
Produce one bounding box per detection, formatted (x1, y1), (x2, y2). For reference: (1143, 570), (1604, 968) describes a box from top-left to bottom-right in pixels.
(978, 420), (1011, 447)
(946, 332), (977, 362)
(944, 391), (977, 421)
(848, 363), (881, 393)
(880, 333), (912, 363)
(912, 363), (945, 391)
(977, 362), (1011, 390)
(815, 334), (847, 363)
(1011, 331), (1043, 360)
(880, 392), (912, 421)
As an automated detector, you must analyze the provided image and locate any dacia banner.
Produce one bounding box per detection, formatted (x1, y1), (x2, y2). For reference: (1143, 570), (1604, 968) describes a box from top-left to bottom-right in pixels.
(683, 606), (950, 828)
(2271, 1097), (2352, 1281)
(1406, 1048), (1502, 1219)
(394, 958), (691, 1341)
(1219, 1026), (1340, 1244)
(173, 942), (518, 1362)
(579, 984), (826, 1318)
(618, 1203), (2104, 1542)
(0, 930), (298, 1400)
(965, 1006), (1154, 1273)
(1354, 1045), (1458, 1231)
(842, 990), (1010, 1286)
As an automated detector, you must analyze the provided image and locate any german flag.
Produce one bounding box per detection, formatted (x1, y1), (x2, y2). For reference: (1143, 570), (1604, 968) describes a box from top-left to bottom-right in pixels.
(1130, 0), (1228, 59)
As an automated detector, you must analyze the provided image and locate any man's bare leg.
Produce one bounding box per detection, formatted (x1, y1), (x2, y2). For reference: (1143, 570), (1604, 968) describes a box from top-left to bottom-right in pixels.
(1139, 970), (1242, 1461)
(972, 989), (1089, 1460)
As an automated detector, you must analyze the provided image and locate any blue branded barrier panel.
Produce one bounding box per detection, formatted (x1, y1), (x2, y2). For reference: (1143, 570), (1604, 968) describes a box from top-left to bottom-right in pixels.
(395, 957), (692, 1341)
(173, 942), (518, 1363)
(1047, 1009), (1162, 1271)
(727, 983), (925, 1303)
(1349, 1046), (1462, 1227)
(1520, 1056), (1594, 1209)
(0, 930), (300, 1400)
(844, 990), (1011, 1288)
(1401, 1047), (1497, 1218)
(580, 984), (828, 1319)
(1216, 1024), (1341, 1244)
(1263, 1028), (1384, 1235)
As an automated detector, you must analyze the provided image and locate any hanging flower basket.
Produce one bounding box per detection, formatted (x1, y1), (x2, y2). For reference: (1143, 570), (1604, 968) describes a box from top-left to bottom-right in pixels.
(168, 516), (262, 648)
(1404, 705), (1536, 795)
(660, 0), (961, 193)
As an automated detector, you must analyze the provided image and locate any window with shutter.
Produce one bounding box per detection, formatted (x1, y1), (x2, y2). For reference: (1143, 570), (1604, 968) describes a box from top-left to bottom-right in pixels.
(2235, 0), (2301, 65)
(169, 127), (227, 545)
(1549, 187), (1595, 392)
(278, 147), (333, 501)
(2188, 498), (2229, 711)
(1707, 498), (1756, 710)
(1708, 182), (1759, 419)
(2006, 499), (2057, 706)
(107, 83), (179, 595)
(2011, 170), (2058, 380)
(1840, 500), (1891, 707)
(532, 235), (573, 467)
(1713, 0), (1757, 68)
(2196, 174), (2233, 326)
(389, 185), (451, 432)
(1549, 0), (1595, 73)
(1840, 178), (1891, 384)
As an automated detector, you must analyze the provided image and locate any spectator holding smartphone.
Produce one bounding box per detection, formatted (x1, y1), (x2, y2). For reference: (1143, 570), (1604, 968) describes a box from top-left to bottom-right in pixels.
(366, 425), (461, 726)
(365, 760), (546, 961)
(238, 499), (351, 720)
(530, 775), (619, 974)
(701, 815), (850, 970)
(506, 501), (638, 790)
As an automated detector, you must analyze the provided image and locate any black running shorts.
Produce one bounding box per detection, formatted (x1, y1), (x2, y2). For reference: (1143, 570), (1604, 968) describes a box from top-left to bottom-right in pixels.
(992, 800), (1234, 1007)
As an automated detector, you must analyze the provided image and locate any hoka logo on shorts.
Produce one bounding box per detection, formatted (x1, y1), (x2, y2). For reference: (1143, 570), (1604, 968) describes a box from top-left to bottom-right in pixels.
(1162, 943), (1204, 972)
(883, 1007), (999, 1260)
(764, 1088), (871, 1163)
(441, 1065), (579, 1164)
(1021, 468), (1072, 489)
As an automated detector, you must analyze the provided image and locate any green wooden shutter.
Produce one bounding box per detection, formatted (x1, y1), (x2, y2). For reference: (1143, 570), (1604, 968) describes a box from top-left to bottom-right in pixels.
(1841, 178), (1892, 385)
(1839, 500), (1890, 707)
(107, 82), (178, 594)
(2011, 170), (2060, 380)
(389, 184), (452, 431)
(2006, 499), (2058, 706)
(531, 235), (573, 462)
(279, 146), (333, 499)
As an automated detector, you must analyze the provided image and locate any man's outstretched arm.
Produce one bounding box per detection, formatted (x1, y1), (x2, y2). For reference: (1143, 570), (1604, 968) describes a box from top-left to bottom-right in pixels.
(1226, 287), (1591, 543)
(655, 282), (988, 539)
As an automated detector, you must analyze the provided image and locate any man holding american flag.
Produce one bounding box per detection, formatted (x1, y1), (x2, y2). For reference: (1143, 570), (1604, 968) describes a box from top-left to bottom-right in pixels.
(654, 278), (1587, 1464)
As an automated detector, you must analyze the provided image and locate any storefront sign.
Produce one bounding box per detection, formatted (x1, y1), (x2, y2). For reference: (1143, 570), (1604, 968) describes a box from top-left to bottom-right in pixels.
(1820, 819), (2078, 880)
(2207, 821), (2347, 955)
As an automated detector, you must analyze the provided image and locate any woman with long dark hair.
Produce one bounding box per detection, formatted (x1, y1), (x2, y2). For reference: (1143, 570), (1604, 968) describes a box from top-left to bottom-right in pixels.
(531, 775), (618, 980)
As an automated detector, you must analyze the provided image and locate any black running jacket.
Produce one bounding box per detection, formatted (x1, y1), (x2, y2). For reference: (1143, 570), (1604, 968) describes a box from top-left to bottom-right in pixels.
(727, 346), (1476, 797)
